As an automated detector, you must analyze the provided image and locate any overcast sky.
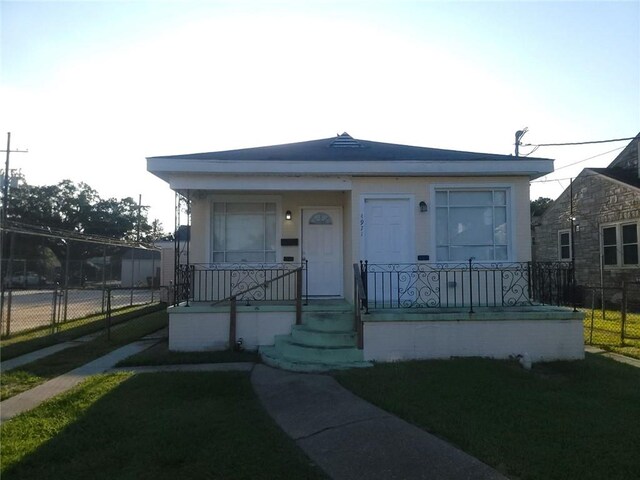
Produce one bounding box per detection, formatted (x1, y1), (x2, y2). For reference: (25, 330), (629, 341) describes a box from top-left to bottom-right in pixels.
(2, 0), (638, 232)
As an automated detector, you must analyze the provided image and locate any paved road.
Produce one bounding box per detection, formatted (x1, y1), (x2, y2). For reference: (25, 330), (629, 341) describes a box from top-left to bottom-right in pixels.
(1, 289), (158, 335)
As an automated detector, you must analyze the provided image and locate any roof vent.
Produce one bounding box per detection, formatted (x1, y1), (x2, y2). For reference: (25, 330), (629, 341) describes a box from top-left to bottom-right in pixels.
(330, 132), (362, 148)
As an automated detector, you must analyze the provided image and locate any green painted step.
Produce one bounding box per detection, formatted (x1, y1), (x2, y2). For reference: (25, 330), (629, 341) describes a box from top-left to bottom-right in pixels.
(290, 325), (357, 348)
(302, 312), (354, 332)
(274, 336), (364, 364)
(260, 346), (372, 373)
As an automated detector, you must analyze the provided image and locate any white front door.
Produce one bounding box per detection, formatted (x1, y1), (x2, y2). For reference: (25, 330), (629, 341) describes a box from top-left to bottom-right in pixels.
(302, 207), (343, 296)
(363, 198), (413, 264)
(363, 198), (414, 306)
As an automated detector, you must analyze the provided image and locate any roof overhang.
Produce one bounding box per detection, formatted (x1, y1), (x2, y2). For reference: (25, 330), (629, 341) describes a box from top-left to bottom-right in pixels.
(147, 158), (554, 188)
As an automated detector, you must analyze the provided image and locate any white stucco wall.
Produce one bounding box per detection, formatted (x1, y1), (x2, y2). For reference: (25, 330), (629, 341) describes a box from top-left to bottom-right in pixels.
(168, 306), (296, 351)
(363, 319), (584, 362)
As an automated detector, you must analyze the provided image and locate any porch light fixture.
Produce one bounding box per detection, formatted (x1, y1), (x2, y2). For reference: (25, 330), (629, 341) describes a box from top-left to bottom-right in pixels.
(419, 201), (428, 213)
(285, 210), (292, 220)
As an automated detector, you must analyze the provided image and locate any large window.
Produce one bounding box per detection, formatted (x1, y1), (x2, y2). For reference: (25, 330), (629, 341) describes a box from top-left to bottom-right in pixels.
(602, 222), (639, 267)
(558, 229), (572, 260)
(435, 189), (509, 261)
(212, 202), (276, 262)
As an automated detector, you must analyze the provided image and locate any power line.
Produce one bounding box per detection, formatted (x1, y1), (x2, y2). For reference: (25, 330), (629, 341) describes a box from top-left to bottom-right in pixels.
(523, 135), (637, 148)
(530, 145), (626, 184)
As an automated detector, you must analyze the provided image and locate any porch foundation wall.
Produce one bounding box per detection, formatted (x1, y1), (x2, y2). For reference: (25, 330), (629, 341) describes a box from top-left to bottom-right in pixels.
(363, 318), (584, 362)
(168, 307), (296, 351)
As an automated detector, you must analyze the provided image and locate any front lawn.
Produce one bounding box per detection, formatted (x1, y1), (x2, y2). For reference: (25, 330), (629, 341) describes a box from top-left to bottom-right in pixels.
(116, 339), (259, 366)
(1, 311), (167, 400)
(1, 372), (327, 479)
(335, 354), (640, 480)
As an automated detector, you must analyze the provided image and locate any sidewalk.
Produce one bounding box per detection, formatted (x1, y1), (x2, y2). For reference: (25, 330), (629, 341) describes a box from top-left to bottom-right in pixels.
(251, 364), (507, 480)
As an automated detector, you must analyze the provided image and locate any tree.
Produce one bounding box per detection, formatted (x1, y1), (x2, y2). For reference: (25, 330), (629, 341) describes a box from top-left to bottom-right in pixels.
(6, 177), (164, 242)
(530, 197), (553, 217)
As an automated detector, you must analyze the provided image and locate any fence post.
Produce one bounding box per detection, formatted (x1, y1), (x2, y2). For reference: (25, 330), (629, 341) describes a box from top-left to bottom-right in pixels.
(468, 257), (474, 314)
(295, 268), (302, 325)
(360, 260), (369, 314)
(51, 286), (58, 335)
(620, 282), (627, 345)
(106, 288), (112, 341)
(5, 289), (11, 337)
(589, 289), (595, 345)
(229, 296), (237, 349)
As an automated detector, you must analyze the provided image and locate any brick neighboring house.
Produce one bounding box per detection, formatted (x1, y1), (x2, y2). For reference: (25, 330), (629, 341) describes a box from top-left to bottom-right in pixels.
(532, 134), (640, 305)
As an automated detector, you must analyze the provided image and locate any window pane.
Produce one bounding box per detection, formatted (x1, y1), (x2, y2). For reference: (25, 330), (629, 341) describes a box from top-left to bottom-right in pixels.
(494, 207), (507, 244)
(495, 246), (508, 260)
(449, 245), (493, 261)
(622, 224), (638, 244)
(603, 246), (617, 265)
(493, 191), (506, 206)
(449, 207), (493, 245)
(265, 251), (276, 262)
(560, 232), (570, 246)
(603, 227), (617, 246)
(226, 251), (266, 262)
(213, 215), (225, 251)
(226, 215), (264, 251)
(435, 191), (448, 206)
(623, 245), (638, 265)
(212, 252), (225, 262)
(265, 213), (276, 250)
(436, 208), (448, 245)
(449, 191), (493, 206)
(226, 203), (264, 214)
(560, 246), (570, 259)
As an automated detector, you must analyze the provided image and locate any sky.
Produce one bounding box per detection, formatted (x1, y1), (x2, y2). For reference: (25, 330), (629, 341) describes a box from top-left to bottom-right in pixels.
(1, 0), (639, 233)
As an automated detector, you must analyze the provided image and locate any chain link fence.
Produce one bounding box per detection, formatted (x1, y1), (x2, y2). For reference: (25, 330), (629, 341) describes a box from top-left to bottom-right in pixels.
(581, 283), (640, 359)
(1, 229), (171, 352)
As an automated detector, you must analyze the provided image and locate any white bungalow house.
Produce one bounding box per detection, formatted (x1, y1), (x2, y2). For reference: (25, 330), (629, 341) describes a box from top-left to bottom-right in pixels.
(147, 133), (583, 371)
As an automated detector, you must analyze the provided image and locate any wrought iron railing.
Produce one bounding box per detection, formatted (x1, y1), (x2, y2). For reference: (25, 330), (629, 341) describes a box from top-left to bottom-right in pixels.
(174, 262), (308, 306)
(358, 260), (575, 313)
(529, 261), (575, 308)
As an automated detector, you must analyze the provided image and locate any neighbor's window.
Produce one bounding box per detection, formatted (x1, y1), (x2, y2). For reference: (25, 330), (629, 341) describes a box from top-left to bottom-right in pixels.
(435, 189), (509, 261)
(601, 222), (639, 267)
(558, 230), (572, 260)
(622, 223), (639, 265)
(212, 202), (276, 262)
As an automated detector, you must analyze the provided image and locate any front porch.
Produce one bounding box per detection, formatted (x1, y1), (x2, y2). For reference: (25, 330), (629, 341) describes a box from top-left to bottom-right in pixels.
(167, 261), (584, 371)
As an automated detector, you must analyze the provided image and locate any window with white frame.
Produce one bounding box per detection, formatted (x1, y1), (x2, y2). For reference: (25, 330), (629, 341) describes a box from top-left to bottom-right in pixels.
(212, 202), (277, 262)
(435, 189), (509, 261)
(601, 221), (639, 267)
(558, 229), (572, 260)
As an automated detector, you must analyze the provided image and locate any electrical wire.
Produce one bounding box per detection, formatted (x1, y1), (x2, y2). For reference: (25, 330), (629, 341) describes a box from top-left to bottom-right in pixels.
(523, 135), (638, 147)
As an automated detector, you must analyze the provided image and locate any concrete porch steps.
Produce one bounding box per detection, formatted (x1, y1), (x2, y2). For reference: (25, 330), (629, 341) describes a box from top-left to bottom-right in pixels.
(259, 307), (372, 373)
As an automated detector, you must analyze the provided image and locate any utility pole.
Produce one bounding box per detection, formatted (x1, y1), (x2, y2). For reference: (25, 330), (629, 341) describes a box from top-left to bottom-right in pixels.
(1, 132), (28, 333)
(515, 128), (528, 157)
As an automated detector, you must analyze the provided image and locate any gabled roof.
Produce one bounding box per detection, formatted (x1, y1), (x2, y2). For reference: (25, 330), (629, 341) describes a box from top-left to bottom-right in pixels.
(149, 132), (551, 164)
(588, 168), (640, 190)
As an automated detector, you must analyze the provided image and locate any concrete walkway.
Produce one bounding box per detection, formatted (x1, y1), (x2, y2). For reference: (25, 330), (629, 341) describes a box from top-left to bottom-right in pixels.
(585, 346), (640, 368)
(251, 364), (507, 480)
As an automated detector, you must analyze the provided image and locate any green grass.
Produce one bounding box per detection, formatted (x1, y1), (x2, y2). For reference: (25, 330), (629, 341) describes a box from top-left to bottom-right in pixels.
(335, 354), (640, 480)
(1, 303), (165, 361)
(1, 311), (167, 400)
(582, 308), (640, 359)
(1, 372), (327, 480)
(116, 339), (260, 367)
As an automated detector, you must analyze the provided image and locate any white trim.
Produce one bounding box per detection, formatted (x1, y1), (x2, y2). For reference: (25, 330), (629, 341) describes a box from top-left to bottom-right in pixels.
(148, 158), (554, 181)
(168, 174), (352, 191)
(359, 194), (416, 264)
(429, 183), (514, 263)
(208, 194), (282, 264)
